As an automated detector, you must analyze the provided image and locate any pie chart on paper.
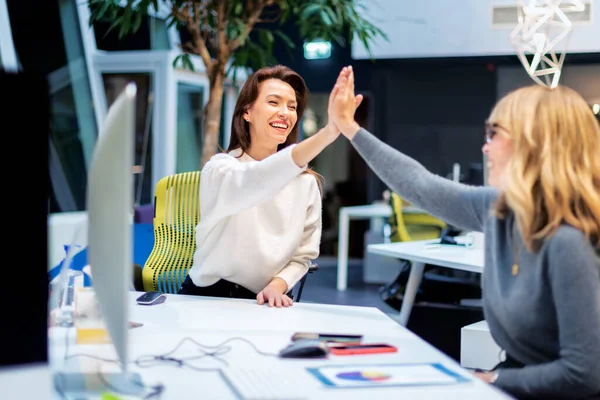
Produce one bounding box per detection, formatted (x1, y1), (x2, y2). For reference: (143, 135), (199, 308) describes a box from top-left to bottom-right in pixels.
(336, 371), (391, 382)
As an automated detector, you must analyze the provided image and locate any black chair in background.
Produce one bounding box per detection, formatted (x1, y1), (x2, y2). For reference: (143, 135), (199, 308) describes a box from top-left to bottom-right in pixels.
(293, 264), (319, 303)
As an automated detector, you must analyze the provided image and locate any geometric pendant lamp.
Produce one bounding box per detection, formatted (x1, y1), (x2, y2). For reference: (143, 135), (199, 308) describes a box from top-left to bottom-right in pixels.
(509, 0), (586, 88)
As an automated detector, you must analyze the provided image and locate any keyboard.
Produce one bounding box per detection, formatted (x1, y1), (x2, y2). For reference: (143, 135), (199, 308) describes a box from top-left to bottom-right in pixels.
(221, 366), (307, 400)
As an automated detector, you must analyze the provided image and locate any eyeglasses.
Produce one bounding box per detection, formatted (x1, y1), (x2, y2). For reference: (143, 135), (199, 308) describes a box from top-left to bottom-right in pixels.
(484, 122), (503, 144)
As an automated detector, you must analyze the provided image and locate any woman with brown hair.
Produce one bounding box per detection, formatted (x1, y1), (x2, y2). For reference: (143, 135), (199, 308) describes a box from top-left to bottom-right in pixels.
(179, 65), (354, 307)
(330, 66), (600, 399)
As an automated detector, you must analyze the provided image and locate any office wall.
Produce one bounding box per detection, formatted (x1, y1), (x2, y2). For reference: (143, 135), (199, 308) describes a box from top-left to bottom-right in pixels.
(310, 58), (599, 201)
(284, 58), (496, 202)
(497, 63), (600, 101)
(352, 0), (600, 59)
(359, 62), (497, 201)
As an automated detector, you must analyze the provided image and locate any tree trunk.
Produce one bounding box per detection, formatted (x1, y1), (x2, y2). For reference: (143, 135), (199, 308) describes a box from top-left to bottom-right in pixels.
(201, 68), (226, 168)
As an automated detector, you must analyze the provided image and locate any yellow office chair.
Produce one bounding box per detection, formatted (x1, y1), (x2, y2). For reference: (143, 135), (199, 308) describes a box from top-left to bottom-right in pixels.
(383, 194), (481, 313)
(389, 192), (446, 243)
(142, 171), (201, 294)
(381, 192), (450, 310)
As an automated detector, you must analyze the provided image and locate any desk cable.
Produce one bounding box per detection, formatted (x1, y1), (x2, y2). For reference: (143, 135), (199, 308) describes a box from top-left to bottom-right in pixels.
(59, 330), (279, 398)
(57, 328), (164, 400)
(134, 336), (279, 370)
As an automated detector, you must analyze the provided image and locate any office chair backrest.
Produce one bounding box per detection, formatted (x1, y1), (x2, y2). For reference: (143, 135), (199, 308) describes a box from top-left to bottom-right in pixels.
(389, 193), (446, 242)
(142, 171), (201, 293)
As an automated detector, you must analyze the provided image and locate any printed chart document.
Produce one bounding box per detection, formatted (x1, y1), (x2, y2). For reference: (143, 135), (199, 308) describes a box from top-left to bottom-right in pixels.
(307, 363), (472, 389)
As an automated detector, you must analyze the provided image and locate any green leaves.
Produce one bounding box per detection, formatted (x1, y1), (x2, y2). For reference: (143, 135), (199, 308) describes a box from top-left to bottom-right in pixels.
(229, 27), (281, 73)
(173, 53), (195, 71)
(257, 29), (275, 54)
(87, 0), (387, 69)
(295, 0), (388, 58)
(86, 0), (386, 165)
(300, 4), (322, 21)
(273, 30), (295, 50)
(88, 0), (161, 38)
(226, 18), (247, 47)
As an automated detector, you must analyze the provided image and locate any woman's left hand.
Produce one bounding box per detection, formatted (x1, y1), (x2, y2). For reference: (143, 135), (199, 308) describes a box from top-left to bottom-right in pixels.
(474, 371), (498, 383)
(257, 278), (293, 308)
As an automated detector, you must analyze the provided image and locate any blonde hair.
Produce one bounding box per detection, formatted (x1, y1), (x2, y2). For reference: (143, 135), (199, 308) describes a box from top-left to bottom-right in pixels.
(489, 84), (600, 252)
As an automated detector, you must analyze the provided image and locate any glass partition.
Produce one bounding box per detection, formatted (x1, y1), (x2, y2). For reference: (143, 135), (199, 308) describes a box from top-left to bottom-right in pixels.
(103, 72), (154, 206)
(176, 83), (204, 173)
(8, 0), (98, 212)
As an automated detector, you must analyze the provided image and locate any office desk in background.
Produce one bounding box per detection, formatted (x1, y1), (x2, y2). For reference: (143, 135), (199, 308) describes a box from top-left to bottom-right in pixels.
(367, 240), (484, 326)
(45, 292), (512, 399)
(336, 203), (422, 291)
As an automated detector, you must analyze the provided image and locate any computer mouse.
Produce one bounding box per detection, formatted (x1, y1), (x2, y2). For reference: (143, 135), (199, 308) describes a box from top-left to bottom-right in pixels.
(136, 291), (167, 306)
(279, 339), (330, 359)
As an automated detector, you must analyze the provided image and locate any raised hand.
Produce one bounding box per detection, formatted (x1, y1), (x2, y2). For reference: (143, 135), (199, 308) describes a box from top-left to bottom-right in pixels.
(327, 67), (349, 119)
(319, 68), (348, 140)
(330, 66), (363, 140)
(289, 66), (362, 167)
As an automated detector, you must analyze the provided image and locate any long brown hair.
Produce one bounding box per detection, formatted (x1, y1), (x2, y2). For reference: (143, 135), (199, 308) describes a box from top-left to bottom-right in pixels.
(226, 65), (323, 193)
(490, 85), (600, 252)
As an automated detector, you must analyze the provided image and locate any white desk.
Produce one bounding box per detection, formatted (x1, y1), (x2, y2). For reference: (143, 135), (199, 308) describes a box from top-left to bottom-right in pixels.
(367, 240), (484, 326)
(337, 203), (422, 291)
(0, 363), (54, 400)
(47, 292), (511, 399)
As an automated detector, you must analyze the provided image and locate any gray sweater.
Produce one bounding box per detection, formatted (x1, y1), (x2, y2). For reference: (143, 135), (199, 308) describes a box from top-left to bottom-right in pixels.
(352, 128), (600, 399)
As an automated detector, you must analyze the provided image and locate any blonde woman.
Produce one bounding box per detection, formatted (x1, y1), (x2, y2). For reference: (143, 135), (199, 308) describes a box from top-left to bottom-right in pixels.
(330, 67), (600, 399)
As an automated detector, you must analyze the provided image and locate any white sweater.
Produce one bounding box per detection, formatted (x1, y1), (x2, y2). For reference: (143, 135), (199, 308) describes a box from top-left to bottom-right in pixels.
(188, 145), (322, 294)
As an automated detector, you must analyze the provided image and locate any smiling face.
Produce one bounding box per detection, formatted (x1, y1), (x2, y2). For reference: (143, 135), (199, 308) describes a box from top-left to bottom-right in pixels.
(243, 79), (298, 148)
(482, 122), (514, 189)
(483, 90), (521, 190)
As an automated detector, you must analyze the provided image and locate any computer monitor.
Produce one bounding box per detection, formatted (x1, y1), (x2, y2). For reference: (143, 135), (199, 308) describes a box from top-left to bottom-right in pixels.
(87, 82), (136, 370)
(55, 82), (143, 395)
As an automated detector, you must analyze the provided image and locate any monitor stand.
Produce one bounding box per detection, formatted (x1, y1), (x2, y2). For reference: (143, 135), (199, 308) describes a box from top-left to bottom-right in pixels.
(53, 371), (145, 397)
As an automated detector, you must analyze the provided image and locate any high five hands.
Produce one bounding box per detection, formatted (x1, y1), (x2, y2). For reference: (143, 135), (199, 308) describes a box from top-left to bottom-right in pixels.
(329, 66), (363, 140)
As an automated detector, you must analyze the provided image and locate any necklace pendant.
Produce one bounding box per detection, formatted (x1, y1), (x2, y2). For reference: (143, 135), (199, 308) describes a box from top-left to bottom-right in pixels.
(512, 264), (519, 276)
